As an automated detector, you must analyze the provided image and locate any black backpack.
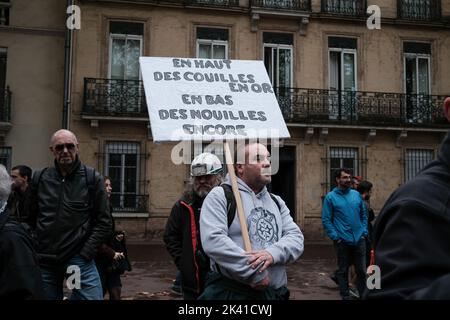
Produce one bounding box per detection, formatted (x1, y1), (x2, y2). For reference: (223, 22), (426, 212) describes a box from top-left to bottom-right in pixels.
(220, 184), (281, 228)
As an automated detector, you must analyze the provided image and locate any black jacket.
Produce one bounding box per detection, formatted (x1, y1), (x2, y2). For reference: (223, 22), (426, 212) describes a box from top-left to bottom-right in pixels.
(26, 157), (112, 265)
(366, 131), (450, 299)
(163, 193), (210, 299)
(7, 188), (30, 223)
(0, 208), (44, 299)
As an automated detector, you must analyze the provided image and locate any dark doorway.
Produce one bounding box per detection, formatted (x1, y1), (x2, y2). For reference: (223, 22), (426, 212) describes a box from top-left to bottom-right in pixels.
(268, 145), (296, 219)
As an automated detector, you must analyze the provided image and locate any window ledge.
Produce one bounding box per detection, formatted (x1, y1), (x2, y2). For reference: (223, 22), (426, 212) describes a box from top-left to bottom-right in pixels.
(112, 212), (149, 218)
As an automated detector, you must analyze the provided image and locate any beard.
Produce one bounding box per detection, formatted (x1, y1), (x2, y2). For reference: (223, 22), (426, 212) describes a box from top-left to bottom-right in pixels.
(194, 188), (210, 198)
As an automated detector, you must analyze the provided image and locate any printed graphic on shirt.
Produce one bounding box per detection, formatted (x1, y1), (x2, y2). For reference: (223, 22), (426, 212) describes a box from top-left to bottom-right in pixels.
(248, 207), (278, 249)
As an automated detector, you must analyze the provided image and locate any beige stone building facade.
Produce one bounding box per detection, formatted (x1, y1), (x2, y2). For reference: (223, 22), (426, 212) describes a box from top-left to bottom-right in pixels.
(3, 0), (449, 240)
(0, 0), (66, 168)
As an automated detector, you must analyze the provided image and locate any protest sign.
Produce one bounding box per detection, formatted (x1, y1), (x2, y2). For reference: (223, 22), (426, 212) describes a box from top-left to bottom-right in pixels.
(140, 57), (290, 142)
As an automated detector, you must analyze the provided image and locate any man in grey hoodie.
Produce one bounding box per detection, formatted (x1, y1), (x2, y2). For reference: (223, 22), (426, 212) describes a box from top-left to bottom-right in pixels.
(199, 142), (304, 300)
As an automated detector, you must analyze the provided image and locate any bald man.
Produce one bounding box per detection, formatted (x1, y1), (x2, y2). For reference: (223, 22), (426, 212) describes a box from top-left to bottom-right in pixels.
(26, 129), (112, 300)
(366, 98), (450, 299)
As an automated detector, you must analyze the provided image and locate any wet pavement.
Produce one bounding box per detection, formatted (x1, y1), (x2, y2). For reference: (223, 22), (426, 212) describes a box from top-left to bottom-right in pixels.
(119, 242), (341, 300)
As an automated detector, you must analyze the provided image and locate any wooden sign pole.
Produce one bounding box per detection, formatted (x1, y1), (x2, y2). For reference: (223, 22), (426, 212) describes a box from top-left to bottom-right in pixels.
(223, 141), (252, 252)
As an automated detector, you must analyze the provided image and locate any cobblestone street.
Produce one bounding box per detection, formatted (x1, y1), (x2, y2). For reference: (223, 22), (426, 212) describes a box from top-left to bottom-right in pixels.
(119, 242), (340, 300)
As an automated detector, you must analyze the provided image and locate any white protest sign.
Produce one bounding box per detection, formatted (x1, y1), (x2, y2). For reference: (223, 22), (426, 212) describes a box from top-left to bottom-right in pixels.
(139, 57), (290, 142)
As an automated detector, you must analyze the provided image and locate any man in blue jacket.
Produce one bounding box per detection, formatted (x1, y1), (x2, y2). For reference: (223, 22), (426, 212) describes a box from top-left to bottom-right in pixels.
(322, 168), (368, 300)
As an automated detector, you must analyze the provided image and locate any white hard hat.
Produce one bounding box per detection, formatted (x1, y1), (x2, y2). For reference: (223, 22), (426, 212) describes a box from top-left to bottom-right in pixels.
(191, 153), (223, 177)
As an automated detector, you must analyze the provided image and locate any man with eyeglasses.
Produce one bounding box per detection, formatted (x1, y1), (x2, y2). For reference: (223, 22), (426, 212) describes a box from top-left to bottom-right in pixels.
(322, 168), (368, 300)
(25, 129), (112, 300)
(199, 143), (304, 300)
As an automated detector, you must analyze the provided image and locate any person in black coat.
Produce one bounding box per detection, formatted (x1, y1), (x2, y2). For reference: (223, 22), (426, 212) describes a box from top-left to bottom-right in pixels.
(366, 97), (450, 299)
(0, 164), (44, 299)
(95, 176), (131, 300)
(163, 152), (223, 300)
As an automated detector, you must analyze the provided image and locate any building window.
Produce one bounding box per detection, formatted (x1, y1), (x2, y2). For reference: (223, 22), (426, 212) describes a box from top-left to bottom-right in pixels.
(405, 149), (434, 181)
(0, 48), (8, 121)
(325, 147), (363, 193)
(0, 146), (11, 170)
(196, 27), (229, 59)
(109, 21), (143, 80)
(263, 32), (293, 90)
(0, 1), (10, 26)
(0, 48), (6, 89)
(105, 141), (148, 212)
(328, 37), (357, 120)
(404, 42), (431, 122)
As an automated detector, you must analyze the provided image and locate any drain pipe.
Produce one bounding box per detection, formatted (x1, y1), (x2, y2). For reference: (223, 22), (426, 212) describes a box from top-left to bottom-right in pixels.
(62, 0), (74, 129)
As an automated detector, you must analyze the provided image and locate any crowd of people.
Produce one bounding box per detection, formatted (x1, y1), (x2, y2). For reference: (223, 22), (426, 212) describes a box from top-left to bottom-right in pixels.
(0, 98), (449, 300)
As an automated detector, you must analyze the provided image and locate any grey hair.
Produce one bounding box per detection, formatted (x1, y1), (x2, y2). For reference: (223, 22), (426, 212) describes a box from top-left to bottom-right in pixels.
(0, 164), (12, 202)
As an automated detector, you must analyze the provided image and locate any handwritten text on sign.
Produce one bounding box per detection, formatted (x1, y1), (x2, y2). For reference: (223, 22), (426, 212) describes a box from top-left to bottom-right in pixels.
(140, 57), (290, 141)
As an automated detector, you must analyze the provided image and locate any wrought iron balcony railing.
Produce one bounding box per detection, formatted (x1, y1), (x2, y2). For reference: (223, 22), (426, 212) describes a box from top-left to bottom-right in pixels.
(111, 194), (149, 213)
(83, 78), (148, 118)
(321, 0), (367, 16)
(108, 179), (149, 213)
(0, 87), (11, 122)
(275, 88), (448, 128)
(251, 0), (311, 11)
(86, 0), (238, 6)
(0, 1), (10, 26)
(186, 0), (239, 6)
(397, 0), (441, 21)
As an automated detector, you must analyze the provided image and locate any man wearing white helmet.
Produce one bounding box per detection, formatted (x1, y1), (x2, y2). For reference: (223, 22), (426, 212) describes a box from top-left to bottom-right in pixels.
(163, 152), (223, 300)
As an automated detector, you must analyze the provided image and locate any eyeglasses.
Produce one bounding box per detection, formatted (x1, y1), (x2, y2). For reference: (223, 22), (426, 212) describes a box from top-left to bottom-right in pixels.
(54, 143), (76, 152)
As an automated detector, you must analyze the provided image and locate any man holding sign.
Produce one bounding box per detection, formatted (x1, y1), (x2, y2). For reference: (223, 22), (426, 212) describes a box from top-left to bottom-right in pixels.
(140, 56), (301, 299)
(198, 143), (304, 300)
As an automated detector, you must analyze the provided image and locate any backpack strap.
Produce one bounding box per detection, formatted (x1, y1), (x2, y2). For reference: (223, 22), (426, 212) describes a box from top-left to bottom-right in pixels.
(220, 184), (236, 228)
(83, 165), (97, 210)
(221, 184), (283, 228)
(269, 193), (282, 211)
(31, 167), (48, 189)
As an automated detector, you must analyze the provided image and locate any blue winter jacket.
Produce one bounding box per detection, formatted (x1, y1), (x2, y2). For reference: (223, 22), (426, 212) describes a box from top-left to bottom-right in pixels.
(322, 187), (368, 245)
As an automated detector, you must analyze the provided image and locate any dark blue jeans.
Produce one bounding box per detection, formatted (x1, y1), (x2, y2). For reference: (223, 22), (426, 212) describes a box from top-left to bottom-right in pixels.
(40, 254), (103, 300)
(334, 238), (366, 300)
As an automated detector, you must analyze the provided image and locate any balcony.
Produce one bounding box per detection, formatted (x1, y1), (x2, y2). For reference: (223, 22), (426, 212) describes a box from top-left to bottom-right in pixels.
(321, 0), (367, 16)
(0, 1), (10, 26)
(112, 193), (149, 213)
(0, 87), (11, 123)
(82, 78), (148, 121)
(250, 0), (311, 34)
(275, 88), (448, 128)
(251, 0), (311, 11)
(186, 0), (239, 7)
(85, 0), (239, 7)
(397, 0), (441, 21)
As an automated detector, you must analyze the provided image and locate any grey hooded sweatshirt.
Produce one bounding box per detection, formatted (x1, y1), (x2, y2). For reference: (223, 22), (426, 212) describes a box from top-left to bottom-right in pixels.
(200, 175), (304, 289)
